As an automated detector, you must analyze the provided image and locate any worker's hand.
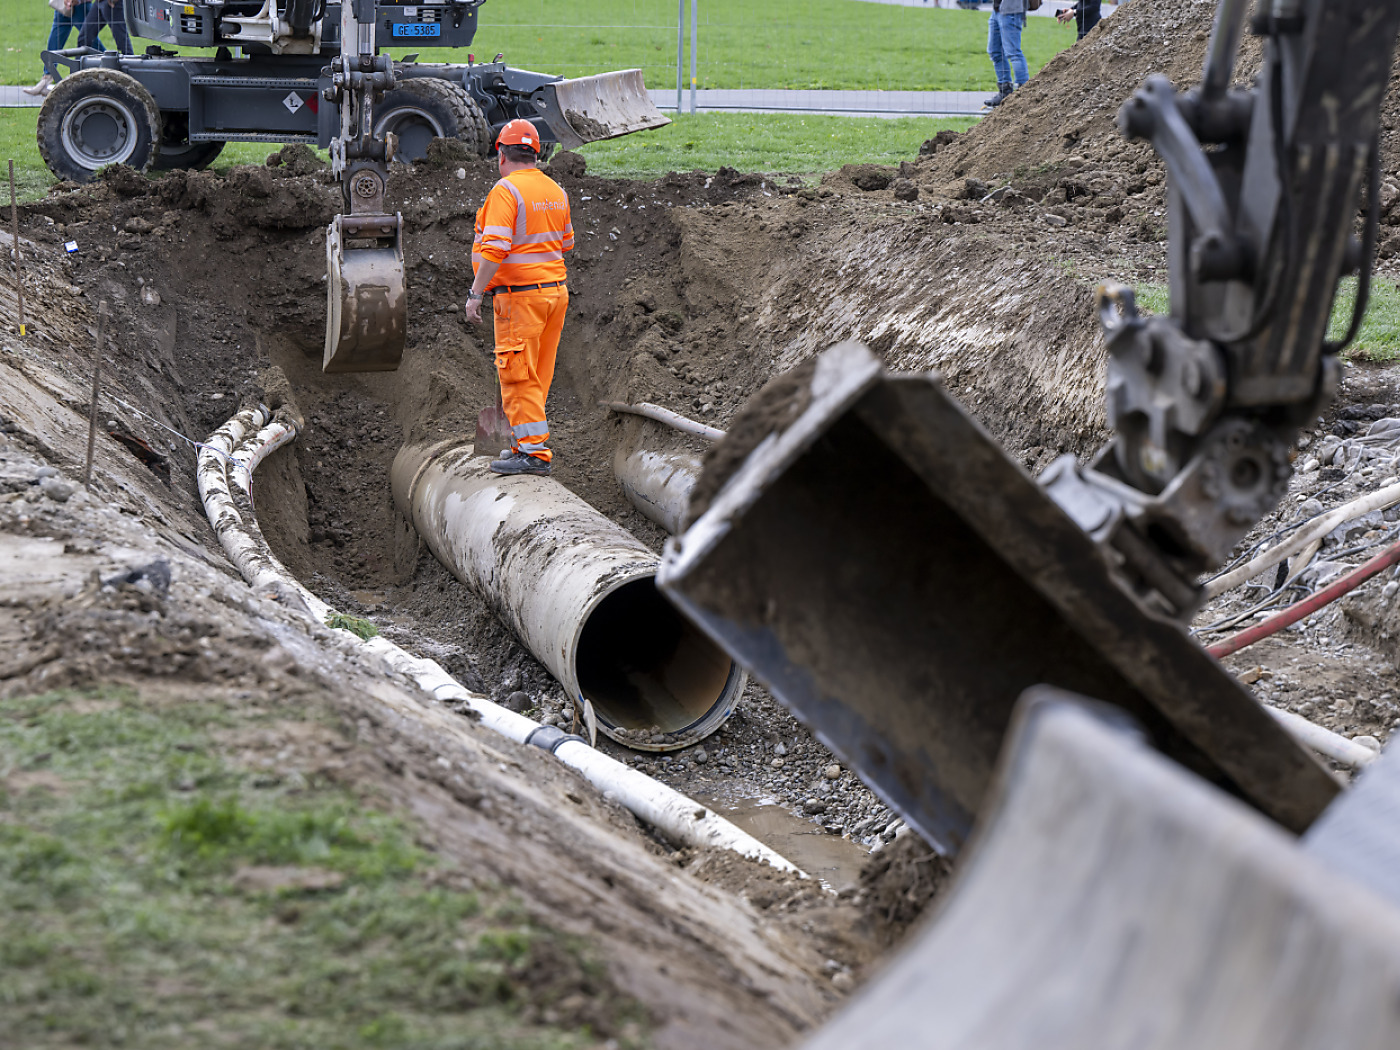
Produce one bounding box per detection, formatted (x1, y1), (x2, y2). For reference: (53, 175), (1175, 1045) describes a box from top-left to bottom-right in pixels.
(1056, 8), (1073, 22)
(464, 296), (483, 323)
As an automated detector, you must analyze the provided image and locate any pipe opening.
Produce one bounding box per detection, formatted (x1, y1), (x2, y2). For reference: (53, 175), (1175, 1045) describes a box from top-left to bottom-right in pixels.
(577, 576), (740, 736)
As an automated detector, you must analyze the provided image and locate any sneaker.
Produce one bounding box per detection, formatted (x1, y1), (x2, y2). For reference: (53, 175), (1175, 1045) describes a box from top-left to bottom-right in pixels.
(489, 451), (551, 476)
(22, 74), (53, 97)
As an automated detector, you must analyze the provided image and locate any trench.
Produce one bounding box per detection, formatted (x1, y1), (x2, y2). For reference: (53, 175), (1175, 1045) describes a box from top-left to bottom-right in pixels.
(24, 153), (1114, 872)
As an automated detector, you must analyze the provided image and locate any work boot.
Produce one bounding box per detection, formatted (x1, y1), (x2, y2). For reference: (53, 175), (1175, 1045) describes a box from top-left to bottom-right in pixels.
(489, 451), (551, 476)
(22, 74), (53, 97)
(984, 83), (1012, 108)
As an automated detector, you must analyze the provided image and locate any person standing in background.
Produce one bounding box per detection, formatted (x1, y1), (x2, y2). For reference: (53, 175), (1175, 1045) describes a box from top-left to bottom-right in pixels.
(78, 0), (132, 56)
(23, 0), (95, 96)
(1058, 0), (1102, 39)
(985, 0), (1029, 109)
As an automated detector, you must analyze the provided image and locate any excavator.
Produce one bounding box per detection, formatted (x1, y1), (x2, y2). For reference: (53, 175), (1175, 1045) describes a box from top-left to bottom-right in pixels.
(36, 0), (669, 373)
(660, 0), (1400, 851)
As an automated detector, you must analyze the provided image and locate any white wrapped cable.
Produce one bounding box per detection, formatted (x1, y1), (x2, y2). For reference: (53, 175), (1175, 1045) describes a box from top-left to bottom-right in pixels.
(1204, 480), (1400, 600)
(1267, 708), (1380, 770)
(197, 408), (801, 874)
(599, 400), (726, 442)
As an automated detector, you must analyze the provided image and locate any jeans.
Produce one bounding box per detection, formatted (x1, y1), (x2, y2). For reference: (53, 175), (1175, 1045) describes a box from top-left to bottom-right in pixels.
(79, 0), (132, 56)
(43, 2), (93, 75)
(987, 11), (1028, 88)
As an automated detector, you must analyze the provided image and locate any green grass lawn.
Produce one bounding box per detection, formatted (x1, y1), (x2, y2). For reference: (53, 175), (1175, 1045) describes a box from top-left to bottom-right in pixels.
(457, 0), (1075, 92)
(0, 0), (1042, 196)
(0, 687), (645, 1049)
(1329, 275), (1400, 361)
(1137, 277), (1400, 362)
(577, 110), (975, 176)
(0, 106), (971, 199)
(1, 0), (1077, 90)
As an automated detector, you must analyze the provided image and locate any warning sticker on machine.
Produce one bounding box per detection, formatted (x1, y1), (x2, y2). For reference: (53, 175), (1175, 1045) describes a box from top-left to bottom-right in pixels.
(283, 92), (304, 115)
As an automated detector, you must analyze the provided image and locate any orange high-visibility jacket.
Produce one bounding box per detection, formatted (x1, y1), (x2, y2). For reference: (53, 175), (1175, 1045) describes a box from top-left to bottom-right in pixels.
(472, 168), (574, 290)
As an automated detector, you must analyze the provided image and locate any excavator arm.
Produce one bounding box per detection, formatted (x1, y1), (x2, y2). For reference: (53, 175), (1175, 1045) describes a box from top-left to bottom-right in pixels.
(323, 0), (407, 373)
(1043, 0), (1400, 618)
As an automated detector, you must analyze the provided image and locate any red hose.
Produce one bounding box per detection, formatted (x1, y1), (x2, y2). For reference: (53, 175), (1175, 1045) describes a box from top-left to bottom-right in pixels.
(1207, 537), (1400, 659)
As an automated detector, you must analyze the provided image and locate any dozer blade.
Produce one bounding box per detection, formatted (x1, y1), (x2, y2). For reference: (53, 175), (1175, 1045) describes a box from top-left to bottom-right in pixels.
(534, 69), (671, 152)
(324, 213), (406, 374)
(656, 342), (1340, 857)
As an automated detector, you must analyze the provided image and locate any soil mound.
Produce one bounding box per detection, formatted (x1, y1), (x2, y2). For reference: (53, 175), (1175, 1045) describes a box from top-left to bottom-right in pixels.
(922, 0), (1256, 189)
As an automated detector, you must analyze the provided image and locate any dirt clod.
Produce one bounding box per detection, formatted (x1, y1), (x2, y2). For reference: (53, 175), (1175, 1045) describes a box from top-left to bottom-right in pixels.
(687, 359), (816, 527)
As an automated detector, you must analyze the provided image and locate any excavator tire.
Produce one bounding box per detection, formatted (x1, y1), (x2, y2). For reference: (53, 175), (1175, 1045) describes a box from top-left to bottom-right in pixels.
(37, 69), (161, 184)
(151, 114), (224, 172)
(151, 140), (224, 172)
(374, 77), (488, 162)
(448, 82), (493, 157)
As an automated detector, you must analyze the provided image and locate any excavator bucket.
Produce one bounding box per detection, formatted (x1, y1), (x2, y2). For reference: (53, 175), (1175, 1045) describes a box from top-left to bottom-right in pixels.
(534, 69), (671, 152)
(323, 213), (406, 374)
(657, 342), (1340, 857)
(803, 690), (1400, 1050)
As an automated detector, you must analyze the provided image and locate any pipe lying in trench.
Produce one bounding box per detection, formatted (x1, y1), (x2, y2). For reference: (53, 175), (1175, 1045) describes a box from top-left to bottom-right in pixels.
(600, 400), (726, 443)
(392, 439), (746, 751)
(199, 407), (799, 873)
(613, 440), (702, 536)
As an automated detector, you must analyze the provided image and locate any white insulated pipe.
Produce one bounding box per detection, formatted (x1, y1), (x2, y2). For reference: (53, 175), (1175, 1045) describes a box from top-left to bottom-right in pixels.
(614, 442), (701, 535)
(198, 407), (800, 873)
(1204, 479), (1400, 599)
(392, 439), (746, 751)
(1267, 707), (1380, 770)
(600, 400), (727, 443)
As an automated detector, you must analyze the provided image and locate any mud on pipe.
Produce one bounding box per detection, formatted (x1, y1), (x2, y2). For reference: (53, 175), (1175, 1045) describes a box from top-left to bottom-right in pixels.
(391, 439), (746, 751)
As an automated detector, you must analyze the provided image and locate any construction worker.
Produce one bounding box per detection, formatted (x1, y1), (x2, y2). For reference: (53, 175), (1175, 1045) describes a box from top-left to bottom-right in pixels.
(464, 119), (574, 476)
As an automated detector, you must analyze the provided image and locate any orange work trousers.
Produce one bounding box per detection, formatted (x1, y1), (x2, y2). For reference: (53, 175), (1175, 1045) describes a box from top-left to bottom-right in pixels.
(491, 286), (568, 462)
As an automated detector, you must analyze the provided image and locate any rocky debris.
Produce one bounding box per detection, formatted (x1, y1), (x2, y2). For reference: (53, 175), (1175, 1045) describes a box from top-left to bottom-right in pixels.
(101, 558), (173, 597)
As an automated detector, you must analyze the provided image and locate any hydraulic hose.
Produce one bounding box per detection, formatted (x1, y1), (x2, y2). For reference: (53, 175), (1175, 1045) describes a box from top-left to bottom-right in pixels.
(1203, 479), (1400, 600)
(198, 406), (802, 874)
(1208, 535), (1400, 659)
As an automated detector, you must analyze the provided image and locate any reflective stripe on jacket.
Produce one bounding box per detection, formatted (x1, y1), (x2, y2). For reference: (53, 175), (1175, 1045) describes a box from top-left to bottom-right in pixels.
(472, 168), (574, 290)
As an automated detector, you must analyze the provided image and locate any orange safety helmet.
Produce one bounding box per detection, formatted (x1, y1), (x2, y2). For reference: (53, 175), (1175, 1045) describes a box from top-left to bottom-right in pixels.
(495, 118), (541, 154)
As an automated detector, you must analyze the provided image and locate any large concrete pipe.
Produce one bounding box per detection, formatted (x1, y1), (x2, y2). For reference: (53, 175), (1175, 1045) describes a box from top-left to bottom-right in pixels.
(392, 439), (746, 751)
(613, 441), (701, 535)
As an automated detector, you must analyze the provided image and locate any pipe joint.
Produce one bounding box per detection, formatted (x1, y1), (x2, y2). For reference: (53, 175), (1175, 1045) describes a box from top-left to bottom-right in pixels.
(526, 725), (588, 754)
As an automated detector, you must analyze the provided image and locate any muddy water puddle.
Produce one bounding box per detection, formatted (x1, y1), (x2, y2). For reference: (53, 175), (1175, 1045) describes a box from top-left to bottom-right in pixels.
(698, 791), (872, 889)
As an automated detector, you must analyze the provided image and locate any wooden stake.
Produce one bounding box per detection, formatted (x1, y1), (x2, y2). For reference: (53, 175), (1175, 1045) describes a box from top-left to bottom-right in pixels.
(8, 160), (24, 337)
(84, 301), (108, 491)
